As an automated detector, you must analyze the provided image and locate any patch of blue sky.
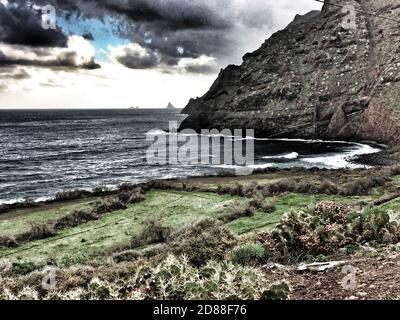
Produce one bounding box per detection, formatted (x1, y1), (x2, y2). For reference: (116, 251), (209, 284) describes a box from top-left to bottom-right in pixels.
(57, 15), (131, 61)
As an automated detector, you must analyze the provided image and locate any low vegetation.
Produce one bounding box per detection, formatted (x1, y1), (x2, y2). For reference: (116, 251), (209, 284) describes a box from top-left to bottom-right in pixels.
(0, 255), (290, 300)
(1, 166), (400, 300)
(169, 219), (238, 267)
(258, 202), (400, 263)
(131, 217), (171, 248)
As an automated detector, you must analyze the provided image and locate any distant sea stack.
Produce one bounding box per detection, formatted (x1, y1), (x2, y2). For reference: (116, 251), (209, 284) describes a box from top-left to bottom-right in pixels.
(166, 102), (176, 109)
(180, 0), (400, 145)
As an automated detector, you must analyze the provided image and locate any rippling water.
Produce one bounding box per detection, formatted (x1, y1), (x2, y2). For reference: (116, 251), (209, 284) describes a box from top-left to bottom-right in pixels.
(0, 109), (381, 204)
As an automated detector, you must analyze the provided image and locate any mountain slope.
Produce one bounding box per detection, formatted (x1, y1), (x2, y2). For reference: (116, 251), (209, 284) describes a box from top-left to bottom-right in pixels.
(180, 0), (400, 145)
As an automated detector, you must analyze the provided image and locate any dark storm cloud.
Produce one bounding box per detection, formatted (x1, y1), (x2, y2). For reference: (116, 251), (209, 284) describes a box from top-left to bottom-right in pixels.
(0, 48), (100, 70)
(182, 63), (217, 75)
(1, 1), (278, 74)
(26, 0), (274, 73)
(0, 1), (68, 47)
(0, 1), (101, 74)
(113, 44), (159, 69)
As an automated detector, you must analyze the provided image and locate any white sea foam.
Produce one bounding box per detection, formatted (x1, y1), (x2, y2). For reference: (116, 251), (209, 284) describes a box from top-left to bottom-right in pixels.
(301, 142), (381, 169)
(263, 152), (299, 160)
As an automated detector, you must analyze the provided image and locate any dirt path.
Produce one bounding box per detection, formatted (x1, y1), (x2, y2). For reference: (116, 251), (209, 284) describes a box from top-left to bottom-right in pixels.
(267, 250), (400, 300)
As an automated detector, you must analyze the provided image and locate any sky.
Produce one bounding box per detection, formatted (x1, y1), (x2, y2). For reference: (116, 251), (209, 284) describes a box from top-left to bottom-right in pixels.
(0, 0), (323, 109)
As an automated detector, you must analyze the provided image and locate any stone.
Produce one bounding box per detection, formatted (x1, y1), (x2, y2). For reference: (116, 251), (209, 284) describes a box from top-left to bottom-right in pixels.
(180, 0), (400, 146)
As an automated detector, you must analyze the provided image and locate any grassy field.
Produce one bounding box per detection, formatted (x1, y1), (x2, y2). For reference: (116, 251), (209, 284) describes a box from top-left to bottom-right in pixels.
(1, 168), (400, 300)
(0, 191), (247, 264)
(1, 169), (398, 266)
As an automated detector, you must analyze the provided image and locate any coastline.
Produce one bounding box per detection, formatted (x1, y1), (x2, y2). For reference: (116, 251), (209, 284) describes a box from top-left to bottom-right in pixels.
(0, 165), (376, 214)
(1, 159), (400, 300)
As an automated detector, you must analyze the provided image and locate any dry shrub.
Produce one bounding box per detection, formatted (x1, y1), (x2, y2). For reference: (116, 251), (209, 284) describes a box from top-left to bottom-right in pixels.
(169, 218), (238, 267)
(53, 208), (99, 230)
(146, 180), (176, 190)
(317, 180), (339, 195)
(220, 205), (255, 223)
(260, 200), (276, 213)
(93, 197), (127, 215)
(216, 183), (259, 198)
(131, 217), (171, 248)
(0, 236), (18, 248)
(55, 189), (92, 201)
(118, 187), (145, 205)
(261, 179), (297, 196)
(295, 181), (317, 194)
(340, 175), (390, 196)
(19, 222), (56, 242)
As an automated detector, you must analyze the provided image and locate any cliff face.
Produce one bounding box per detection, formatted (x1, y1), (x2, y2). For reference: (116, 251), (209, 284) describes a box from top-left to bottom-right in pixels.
(180, 0), (400, 145)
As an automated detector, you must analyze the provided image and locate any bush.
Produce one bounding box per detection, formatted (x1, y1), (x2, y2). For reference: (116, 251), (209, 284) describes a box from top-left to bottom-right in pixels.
(0, 236), (18, 248)
(118, 187), (145, 205)
(260, 282), (291, 300)
(131, 218), (171, 247)
(230, 243), (265, 266)
(22, 223), (56, 241)
(258, 201), (400, 262)
(216, 183), (259, 198)
(262, 179), (296, 196)
(260, 199), (276, 214)
(53, 208), (99, 230)
(55, 189), (91, 201)
(169, 219), (238, 267)
(295, 181), (317, 194)
(249, 193), (276, 213)
(1, 256), (288, 300)
(146, 180), (175, 190)
(349, 207), (400, 244)
(12, 261), (38, 275)
(93, 197), (127, 215)
(220, 206), (255, 223)
(249, 194), (263, 210)
(317, 181), (339, 195)
(92, 186), (110, 196)
(340, 175), (390, 196)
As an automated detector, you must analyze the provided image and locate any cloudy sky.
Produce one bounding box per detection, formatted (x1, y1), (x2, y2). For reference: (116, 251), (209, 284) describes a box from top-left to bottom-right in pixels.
(0, 0), (322, 108)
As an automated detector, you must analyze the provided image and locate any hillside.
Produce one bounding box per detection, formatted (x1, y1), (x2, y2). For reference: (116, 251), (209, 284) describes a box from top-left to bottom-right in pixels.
(180, 0), (400, 145)
(1, 167), (400, 299)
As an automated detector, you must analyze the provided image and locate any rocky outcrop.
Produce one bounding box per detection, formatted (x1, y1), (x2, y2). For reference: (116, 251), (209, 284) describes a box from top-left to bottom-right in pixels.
(180, 0), (400, 145)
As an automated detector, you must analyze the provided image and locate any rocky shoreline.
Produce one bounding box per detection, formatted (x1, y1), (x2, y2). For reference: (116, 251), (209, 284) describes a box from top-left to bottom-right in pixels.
(180, 0), (400, 146)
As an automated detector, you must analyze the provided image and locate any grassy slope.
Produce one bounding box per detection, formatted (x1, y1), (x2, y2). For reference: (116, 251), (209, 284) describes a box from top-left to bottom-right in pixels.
(1, 172), (399, 265)
(0, 199), (97, 237)
(0, 191), (246, 264)
(226, 193), (373, 234)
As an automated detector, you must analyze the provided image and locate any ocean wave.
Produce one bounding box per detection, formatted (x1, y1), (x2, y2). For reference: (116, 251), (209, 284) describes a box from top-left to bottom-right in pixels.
(301, 143), (381, 169)
(263, 152), (299, 160)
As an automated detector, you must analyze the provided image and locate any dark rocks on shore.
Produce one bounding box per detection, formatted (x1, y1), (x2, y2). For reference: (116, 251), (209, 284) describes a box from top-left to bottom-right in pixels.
(180, 0), (400, 146)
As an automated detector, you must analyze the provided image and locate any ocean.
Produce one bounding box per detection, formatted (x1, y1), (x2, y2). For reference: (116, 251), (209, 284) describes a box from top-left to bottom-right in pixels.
(0, 109), (381, 204)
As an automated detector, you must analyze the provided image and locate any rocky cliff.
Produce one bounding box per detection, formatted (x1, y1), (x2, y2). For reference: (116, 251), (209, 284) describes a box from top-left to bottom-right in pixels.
(180, 0), (400, 145)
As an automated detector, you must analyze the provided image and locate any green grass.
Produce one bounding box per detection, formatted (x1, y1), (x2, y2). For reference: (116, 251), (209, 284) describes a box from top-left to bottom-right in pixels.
(0, 199), (97, 237)
(0, 191), (246, 264)
(0, 169), (392, 265)
(226, 193), (372, 234)
(378, 198), (400, 211)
